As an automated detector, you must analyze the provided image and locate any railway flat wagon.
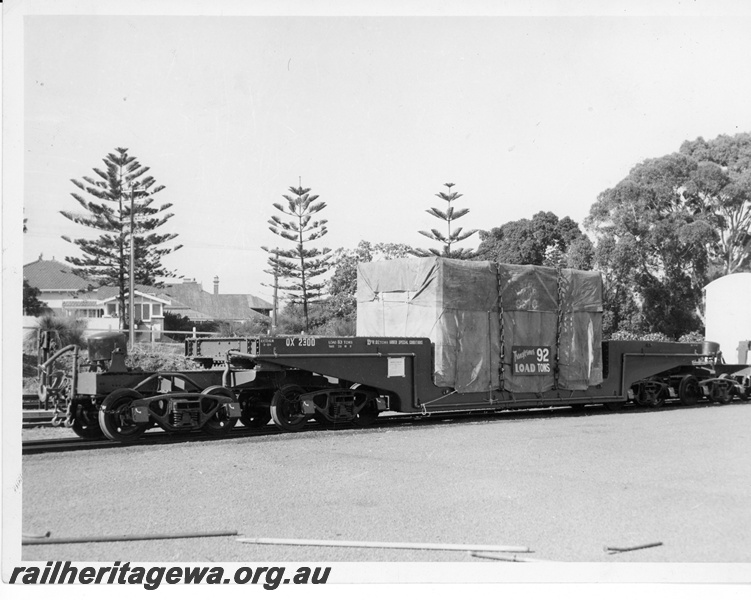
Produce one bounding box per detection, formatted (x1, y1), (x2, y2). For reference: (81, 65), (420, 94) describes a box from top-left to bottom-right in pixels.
(185, 258), (747, 432)
(36, 258), (751, 442)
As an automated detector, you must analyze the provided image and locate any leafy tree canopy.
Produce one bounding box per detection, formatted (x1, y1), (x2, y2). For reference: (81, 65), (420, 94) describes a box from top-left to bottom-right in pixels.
(475, 211), (594, 269)
(23, 279), (49, 317)
(679, 132), (751, 275)
(163, 312), (220, 334)
(582, 133), (751, 338)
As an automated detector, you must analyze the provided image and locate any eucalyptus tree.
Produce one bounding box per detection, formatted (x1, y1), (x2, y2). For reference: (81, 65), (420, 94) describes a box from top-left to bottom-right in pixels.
(475, 211), (593, 269)
(586, 133), (751, 338)
(679, 132), (751, 275)
(586, 152), (714, 338)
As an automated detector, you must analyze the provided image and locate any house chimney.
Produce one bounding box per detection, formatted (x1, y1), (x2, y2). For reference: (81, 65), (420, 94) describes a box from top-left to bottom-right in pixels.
(213, 276), (219, 295)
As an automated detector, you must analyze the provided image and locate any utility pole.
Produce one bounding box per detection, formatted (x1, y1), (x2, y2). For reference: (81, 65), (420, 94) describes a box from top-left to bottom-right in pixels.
(129, 184), (139, 348)
(272, 250), (279, 329)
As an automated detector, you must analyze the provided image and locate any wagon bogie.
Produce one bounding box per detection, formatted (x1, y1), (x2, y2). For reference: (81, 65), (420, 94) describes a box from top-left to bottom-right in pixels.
(84, 383), (242, 442)
(701, 377), (733, 404)
(298, 386), (388, 428)
(627, 363), (751, 409)
(633, 379), (669, 409)
(143, 388), (241, 434)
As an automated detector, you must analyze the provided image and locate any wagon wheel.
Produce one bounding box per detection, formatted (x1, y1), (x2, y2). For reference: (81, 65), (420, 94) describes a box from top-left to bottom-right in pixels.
(353, 401), (379, 428)
(714, 376), (733, 404)
(201, 386), (239, 436)
(270, 384), (309, 432)
(678, 375), (702, 406)
(350, 384), (380, 428)
(240, 394), (271, 429)
(313, 410), (336, 429)
(98, 388), (149, 443)
(739, 376), (750, 402)
(636, 381), (666, 409)
(71, 402), (105, 440)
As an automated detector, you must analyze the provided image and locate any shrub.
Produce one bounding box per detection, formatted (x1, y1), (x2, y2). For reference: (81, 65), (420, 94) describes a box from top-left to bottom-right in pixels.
(126, 344), (197, 372)
(26, 314), (88, 352)
(678, 331), (704, 343)
(606, 330), (673, 342)
(314, 315), (356, 336)
(216, 317), (270, 337)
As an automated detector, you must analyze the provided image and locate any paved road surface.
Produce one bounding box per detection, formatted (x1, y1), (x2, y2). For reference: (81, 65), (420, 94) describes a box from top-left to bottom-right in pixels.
(19, 402), (751, 581)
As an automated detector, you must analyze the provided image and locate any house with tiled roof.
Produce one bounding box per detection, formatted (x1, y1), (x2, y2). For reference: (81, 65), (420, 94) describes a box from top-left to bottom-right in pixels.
(23, 257), (172, 324)
(74, 286), (170, 325)
(23, 258), (271, 340)
(23, 256), (95, 313)
(163, 277), (272, 322)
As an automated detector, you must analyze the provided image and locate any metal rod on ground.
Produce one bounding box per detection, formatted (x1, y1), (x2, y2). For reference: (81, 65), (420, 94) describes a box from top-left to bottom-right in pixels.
(470, 552), (551, 563)
(22, 530), (238, 546)
(604, 541), (663, 554)
(237, 537), (531, 553)
(22, 531), (51, 539)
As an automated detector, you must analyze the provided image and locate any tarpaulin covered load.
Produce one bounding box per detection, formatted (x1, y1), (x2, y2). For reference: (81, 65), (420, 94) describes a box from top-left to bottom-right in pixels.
(497, 264), (603, 392)
(356, 257), (500, 392)
(356, 257), (603, 394)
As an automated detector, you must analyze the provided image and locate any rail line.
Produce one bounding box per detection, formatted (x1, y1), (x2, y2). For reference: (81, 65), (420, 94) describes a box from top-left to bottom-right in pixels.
(22, 401), (733, 455)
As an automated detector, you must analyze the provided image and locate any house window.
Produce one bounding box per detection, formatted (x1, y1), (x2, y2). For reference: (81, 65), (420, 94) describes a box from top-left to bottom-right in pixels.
(152, 303), (162, 317)
(107, 303), (118, 316)
(133, 303), (151, 322)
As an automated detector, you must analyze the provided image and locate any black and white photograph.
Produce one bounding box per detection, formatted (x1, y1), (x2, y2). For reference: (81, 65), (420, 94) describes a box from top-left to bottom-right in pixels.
(3, 0), (751, 597)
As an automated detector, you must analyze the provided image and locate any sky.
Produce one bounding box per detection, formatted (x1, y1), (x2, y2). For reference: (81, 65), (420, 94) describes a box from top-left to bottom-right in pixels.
(12, 1), (751, 303)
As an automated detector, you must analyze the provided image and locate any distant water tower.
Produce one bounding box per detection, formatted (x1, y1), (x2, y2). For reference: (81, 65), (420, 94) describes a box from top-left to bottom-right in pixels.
(704, 273), (751, 364)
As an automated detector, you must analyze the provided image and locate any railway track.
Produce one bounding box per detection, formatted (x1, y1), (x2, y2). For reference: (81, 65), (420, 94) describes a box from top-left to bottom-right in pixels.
(22, 412), (56, 428)
(22, 401), (734, 455)
(21, 423), (297, 455)
(21, 409), (544, 454)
